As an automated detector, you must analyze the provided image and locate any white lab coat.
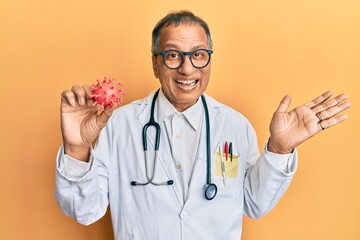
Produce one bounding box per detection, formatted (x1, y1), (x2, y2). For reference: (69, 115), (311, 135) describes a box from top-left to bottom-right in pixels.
(55, 91), (298, 240)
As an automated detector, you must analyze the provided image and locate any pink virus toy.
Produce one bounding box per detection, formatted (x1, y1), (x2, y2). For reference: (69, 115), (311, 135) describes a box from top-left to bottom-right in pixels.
(90, 77), (125, 111)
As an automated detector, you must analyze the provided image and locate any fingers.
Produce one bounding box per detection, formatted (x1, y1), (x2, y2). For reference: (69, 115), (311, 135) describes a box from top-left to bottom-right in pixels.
(316, 101), (351, 121)
(71, 85), (87, 106)
(312, 93), (349, 113)
(96, 105), (115, 128)
(317, 114), (348, 131)
(312, 92), (350, 124)
(83, 85), (95, 106)
(314, 92), (351, 132)
(61, 85), (94, 107)
(61, 90), (77, 107)
(304, 90), (333, 109)
(276, 95), (291, 113)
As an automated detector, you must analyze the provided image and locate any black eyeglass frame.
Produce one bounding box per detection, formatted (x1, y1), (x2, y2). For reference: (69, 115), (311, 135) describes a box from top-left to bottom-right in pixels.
(156, 49), (214, 70)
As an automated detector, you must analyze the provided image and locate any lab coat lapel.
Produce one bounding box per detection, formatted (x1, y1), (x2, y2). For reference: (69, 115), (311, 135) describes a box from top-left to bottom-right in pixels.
(186, 95), (222, 201)
(137, 91), (183, 207)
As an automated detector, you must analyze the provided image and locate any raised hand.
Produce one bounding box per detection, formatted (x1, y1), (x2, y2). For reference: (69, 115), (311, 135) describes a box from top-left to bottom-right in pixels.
(268, 90), (351, 154)
(60, 85), (119, 161)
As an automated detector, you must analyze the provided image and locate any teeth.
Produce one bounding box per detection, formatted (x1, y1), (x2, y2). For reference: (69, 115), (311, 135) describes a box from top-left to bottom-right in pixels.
(176, 80), (197, 86)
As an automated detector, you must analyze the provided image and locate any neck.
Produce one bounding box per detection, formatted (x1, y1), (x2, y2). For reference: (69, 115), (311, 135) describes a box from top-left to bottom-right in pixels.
(161, 90), (199, 112)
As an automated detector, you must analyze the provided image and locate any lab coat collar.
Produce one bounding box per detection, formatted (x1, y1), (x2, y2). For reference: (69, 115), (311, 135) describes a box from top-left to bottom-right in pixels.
(133, 89), (225, 111)
(135, 89), (227, 152)
(157, 89), (203, 131)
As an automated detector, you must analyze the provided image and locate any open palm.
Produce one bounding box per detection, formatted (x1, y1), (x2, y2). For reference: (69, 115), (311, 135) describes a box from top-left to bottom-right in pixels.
(268, 91), (350, 154)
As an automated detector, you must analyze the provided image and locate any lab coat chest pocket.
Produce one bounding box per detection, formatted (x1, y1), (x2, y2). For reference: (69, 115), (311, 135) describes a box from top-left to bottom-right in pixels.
(213, 151), (244, 198)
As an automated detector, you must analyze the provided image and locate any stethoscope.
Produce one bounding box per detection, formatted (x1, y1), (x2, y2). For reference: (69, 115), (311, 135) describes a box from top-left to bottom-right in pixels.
(131, 89), (218, 200)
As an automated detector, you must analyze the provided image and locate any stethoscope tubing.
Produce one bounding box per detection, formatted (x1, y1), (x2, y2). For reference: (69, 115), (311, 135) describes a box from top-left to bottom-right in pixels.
(131, 89), (217, 200)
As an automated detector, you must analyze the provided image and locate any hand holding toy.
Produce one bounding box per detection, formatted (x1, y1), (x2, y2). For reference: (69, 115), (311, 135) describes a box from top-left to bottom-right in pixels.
(60, 77), (125, 161)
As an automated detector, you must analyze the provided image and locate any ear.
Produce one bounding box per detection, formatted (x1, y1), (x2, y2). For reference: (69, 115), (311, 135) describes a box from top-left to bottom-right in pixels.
(152, 55), (159, 78)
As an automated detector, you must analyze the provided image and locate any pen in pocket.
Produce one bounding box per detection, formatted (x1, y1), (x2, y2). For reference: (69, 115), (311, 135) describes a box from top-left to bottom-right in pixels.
(229, 142), (233, 162)
(219, 146), (226, 186)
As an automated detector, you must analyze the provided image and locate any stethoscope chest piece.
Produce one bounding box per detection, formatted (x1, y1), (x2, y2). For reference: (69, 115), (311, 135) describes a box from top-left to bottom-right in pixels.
(204, 183), (217, 200)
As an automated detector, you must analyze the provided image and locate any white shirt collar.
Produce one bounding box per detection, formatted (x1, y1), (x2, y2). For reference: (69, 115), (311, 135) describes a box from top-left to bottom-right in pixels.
(157, 89), (203, 131)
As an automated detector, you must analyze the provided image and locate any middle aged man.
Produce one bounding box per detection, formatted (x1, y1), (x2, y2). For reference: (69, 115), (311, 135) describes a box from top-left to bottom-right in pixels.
(55, 10), (350, 240)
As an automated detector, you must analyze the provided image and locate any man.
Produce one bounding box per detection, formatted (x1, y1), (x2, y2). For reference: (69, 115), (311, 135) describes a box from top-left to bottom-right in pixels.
(56, 10), (350, 240)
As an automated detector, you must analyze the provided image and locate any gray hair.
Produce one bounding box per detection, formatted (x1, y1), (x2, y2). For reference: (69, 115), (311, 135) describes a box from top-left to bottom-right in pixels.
(151, 10), (213, 55)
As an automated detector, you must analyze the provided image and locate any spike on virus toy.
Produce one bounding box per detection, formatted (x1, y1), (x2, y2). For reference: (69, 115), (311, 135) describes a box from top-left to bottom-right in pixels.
(90, 77), (125, 111)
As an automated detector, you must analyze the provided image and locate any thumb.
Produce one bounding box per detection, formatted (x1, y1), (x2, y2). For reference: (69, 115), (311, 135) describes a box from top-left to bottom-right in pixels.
(276, 95), (291, 113)
(97, 106), (115, 128)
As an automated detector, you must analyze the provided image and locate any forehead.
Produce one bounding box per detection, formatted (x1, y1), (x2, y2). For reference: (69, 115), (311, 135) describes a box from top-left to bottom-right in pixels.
(159, 23), (208, 50)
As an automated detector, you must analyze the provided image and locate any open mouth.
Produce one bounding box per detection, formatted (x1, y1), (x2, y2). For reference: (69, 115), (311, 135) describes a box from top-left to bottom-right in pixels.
(175, 79), (199, 86)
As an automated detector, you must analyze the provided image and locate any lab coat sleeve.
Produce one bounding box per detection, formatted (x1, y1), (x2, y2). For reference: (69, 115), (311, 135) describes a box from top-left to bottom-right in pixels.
(57, 150), (93, 181)
(55, 122), (113, 226)
(243, 123), (298, 219)
(264, 140), (295, 174)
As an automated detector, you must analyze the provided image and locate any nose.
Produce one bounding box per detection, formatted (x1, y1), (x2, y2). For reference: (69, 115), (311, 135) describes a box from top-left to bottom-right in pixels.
(177, 55), (195, 75)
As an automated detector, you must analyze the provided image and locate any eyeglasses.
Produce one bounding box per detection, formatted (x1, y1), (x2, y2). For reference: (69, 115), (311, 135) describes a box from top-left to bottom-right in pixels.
(156, 49), (213, 70)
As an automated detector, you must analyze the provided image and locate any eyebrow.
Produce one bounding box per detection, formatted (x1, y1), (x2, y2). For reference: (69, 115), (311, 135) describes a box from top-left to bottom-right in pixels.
(162, 43), (208, 51)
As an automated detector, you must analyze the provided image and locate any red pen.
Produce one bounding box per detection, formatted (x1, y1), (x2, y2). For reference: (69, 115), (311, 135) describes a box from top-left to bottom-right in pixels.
(224, 141), (228, 161)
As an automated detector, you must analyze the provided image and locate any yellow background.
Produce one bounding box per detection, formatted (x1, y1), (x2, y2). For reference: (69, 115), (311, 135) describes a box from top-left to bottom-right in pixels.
(0, 0), (359, 239)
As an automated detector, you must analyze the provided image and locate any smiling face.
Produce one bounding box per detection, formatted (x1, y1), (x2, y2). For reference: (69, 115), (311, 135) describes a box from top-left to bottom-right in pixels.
(152, 23), (211, 112)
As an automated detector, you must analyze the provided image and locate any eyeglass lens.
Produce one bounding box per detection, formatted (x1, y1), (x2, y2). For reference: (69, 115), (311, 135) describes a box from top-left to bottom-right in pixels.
(163, 49), (211, 69)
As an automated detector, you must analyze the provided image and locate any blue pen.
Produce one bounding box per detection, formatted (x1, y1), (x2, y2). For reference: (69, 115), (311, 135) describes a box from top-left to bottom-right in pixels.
(229, 142), (233, 162)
